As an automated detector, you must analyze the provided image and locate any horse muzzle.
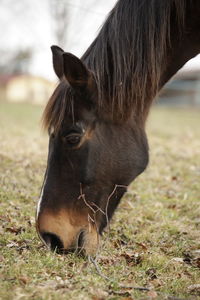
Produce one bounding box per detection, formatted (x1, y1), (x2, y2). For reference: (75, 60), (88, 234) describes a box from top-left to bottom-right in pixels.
(36, 208), (99, 255)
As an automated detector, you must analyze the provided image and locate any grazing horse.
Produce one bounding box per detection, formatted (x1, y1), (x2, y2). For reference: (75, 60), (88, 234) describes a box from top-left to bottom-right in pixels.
(36, 0), (200, 255)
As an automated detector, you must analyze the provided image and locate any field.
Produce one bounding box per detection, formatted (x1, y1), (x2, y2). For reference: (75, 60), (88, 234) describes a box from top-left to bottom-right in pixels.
(0, 101), (200, 300)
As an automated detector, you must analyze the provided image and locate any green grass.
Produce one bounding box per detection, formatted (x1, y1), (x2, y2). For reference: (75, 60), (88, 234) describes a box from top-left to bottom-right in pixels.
(0, 101), (200, 300)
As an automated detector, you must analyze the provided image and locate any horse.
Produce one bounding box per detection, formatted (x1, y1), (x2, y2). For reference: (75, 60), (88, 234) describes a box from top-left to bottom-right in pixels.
(36, 0), (200, 255)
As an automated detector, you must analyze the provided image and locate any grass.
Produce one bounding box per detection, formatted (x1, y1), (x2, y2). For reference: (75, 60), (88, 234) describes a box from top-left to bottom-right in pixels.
(0, 101), (200, 300)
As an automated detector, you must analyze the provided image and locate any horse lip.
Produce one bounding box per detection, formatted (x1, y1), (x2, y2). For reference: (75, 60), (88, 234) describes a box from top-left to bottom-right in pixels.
(39, 228), (87, 255)
(36, 207), (99, 255)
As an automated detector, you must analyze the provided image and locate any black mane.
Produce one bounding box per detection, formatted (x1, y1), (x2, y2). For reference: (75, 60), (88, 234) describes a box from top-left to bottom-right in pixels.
(43, 0), (187, 131)
(82, 0), (186, 119)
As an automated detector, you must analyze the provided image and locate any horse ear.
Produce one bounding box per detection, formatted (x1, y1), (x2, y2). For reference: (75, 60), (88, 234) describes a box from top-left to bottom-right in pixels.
(62, 52), (90, 90)
(51, 45), (64, 79)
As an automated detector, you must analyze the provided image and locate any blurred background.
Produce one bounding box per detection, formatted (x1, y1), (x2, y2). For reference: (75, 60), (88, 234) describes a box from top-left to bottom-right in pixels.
(1, 3), (200, 298)
(0, 0), (200, 106)
(0, 0), (116, 104)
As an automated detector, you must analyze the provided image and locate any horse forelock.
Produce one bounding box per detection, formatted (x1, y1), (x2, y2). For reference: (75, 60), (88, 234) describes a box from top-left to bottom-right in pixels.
(42, 82), (74, 134)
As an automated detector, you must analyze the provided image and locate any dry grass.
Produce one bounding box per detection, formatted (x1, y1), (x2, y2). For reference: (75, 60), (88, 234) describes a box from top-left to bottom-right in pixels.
(0, 101), (200, 300)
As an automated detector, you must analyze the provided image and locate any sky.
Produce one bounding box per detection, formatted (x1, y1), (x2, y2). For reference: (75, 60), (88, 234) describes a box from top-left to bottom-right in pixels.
(0, 0), (200, 81)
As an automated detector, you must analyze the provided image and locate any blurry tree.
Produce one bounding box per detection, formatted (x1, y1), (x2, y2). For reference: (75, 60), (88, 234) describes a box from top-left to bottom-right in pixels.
(0, 48), (32, 75)
(0, 0), (34, 76)
(49, 0), (69, 48)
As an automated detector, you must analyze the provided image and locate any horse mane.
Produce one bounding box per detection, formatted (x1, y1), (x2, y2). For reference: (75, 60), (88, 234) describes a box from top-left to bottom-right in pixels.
(43, 0), (186, 131)
(82, 0), (186, 120)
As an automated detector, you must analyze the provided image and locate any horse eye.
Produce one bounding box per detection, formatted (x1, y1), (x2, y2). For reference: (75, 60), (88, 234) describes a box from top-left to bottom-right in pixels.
(65, 133), (81, 145)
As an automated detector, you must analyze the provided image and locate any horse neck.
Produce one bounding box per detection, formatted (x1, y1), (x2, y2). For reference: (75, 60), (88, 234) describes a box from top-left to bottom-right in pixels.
(142, 1), (200, 123)
(159, 1), (200, 89)
(83, 0), (200, 125)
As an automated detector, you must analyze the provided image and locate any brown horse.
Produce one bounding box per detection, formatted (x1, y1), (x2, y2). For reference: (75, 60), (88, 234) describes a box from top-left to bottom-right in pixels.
(36, 0), (200, 255)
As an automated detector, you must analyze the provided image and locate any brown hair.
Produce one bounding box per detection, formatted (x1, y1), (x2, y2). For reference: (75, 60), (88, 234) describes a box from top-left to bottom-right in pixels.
(43, 0), (186, 131)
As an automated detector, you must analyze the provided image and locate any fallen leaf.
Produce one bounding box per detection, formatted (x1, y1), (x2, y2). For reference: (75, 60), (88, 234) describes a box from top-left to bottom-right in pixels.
(171, 257), (184, 263)
(6, 226), (24, 235)
(111, 290), (131, 297)
(98, 255), (116, 265)
(147, 290), (158, 298)
(19, 276), (29, 284)
(6, 241), (19, 248)
(150, 278), (164, 288)
(91, 288), (109, 300)
(188, 284), (200, 295)
(39, 278), (71, 290)
(168, 204), (177, 209)
(121, 251), (142, 265)
(183, 250), (200, 268)
(136, 242), (148, 251)
(146, 268), (157, 279)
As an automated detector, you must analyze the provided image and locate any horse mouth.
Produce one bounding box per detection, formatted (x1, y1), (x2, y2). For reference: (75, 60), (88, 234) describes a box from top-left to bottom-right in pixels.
(36, 207), (99, 255)
(40, 229), (97, 256)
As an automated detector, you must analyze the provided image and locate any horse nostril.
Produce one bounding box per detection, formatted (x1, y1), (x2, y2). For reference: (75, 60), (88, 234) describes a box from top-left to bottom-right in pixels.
(41, 232), (64, 252)
(77, 231), (85, 249)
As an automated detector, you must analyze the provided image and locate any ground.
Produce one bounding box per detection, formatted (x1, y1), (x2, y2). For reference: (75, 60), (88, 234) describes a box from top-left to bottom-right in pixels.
(0, 101), (200, 300)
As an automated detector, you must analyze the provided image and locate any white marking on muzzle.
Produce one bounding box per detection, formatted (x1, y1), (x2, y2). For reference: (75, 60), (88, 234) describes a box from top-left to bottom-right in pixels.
(36, 177), (47, 218)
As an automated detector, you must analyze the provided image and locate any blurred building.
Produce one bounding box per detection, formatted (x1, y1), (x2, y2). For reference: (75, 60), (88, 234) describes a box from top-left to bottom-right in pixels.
(0, 69), (199, 107)
(159, 69), (200, 107)
(0, 74), (55, 104)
